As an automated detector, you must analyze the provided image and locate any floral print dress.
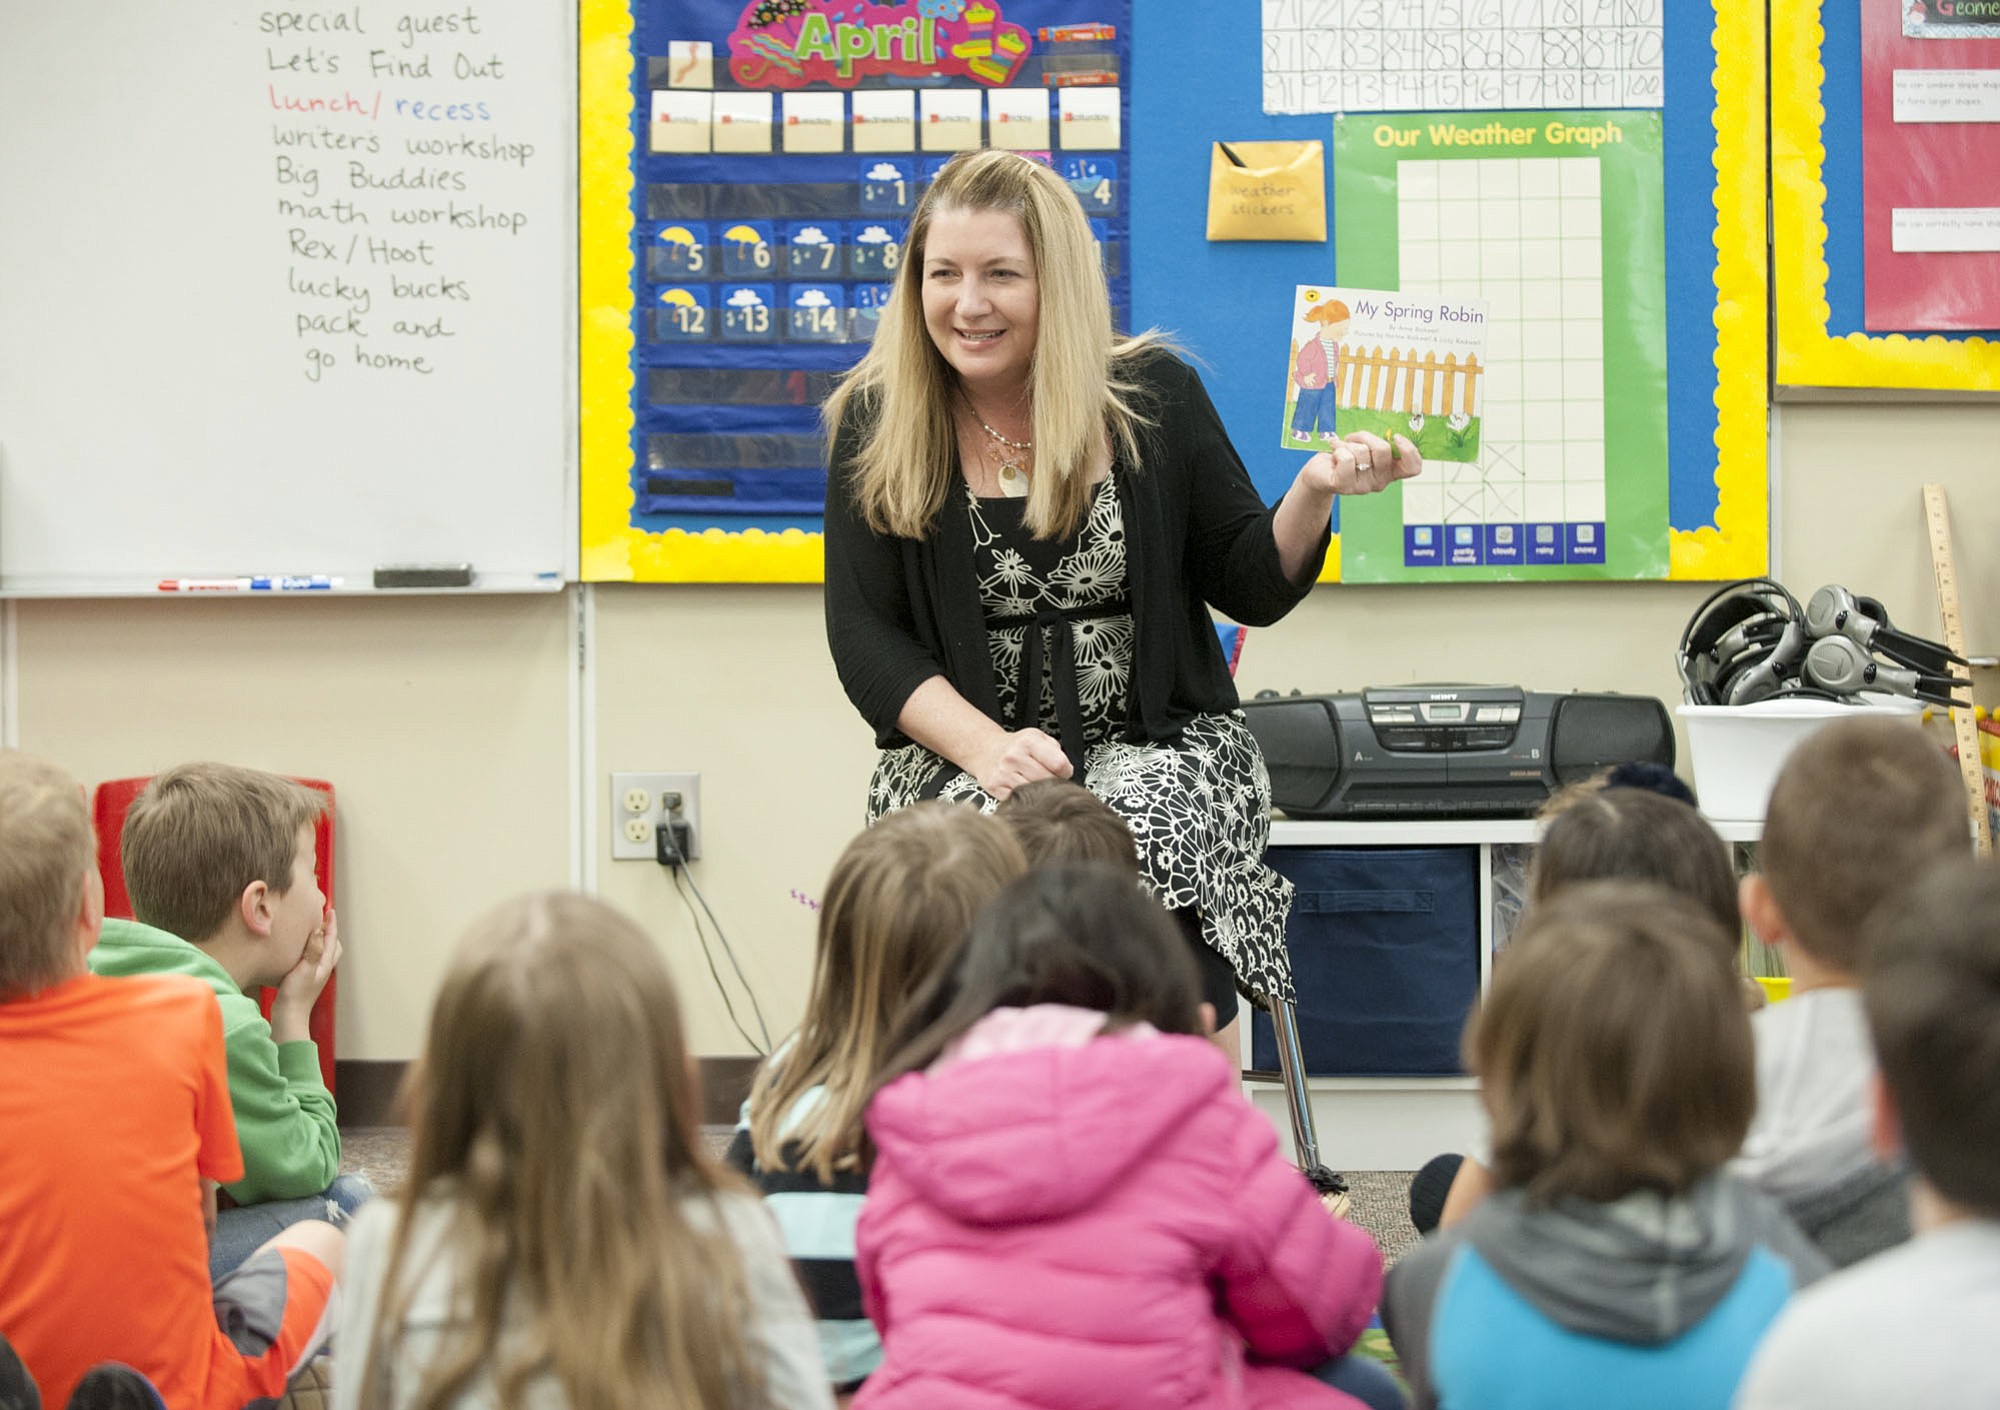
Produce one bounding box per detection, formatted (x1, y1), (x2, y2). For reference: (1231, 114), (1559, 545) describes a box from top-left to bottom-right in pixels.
(865, 476), (1297, 1005)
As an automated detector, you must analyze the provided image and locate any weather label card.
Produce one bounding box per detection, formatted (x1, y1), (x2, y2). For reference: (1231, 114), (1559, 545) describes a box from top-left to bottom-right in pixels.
(1280, 285), (1489, 462)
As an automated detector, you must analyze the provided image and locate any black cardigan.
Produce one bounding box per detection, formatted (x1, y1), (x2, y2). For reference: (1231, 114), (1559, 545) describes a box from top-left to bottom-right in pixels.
(823, 351), (1330, 750)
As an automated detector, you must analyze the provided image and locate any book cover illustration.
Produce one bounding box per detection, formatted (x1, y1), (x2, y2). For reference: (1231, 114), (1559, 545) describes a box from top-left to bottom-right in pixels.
(1280, 284), (1489, 463)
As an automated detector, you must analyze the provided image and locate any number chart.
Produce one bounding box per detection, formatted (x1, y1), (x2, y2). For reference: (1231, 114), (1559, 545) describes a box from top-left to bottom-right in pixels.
(582, 0), (1133, 582)
(1261, 0), (1664, 116)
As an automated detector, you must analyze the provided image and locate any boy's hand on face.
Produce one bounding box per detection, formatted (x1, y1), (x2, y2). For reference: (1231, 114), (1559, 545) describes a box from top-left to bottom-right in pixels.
(271, 907), (340, 1044)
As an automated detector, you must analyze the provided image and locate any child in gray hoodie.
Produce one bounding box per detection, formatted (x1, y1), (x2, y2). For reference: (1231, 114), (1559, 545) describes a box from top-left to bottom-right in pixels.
(1384, 882), (1826, 1410)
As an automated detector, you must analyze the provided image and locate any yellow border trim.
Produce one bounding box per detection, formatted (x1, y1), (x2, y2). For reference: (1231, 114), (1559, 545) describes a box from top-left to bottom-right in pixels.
(1671, 0), (1769, 580)
(1772, 0), (2000, 393)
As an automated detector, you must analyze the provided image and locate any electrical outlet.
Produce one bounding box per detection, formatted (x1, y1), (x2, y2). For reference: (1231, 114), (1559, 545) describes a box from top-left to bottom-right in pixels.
(608, 771), (701, 862)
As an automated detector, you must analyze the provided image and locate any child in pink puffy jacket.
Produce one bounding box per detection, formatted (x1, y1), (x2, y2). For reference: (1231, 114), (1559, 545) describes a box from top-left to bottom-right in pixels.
(854, 866), (1400, 1410)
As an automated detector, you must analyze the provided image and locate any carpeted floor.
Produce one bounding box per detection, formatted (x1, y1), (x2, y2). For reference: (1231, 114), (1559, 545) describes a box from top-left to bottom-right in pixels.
(341, 1127), (1422, 1266)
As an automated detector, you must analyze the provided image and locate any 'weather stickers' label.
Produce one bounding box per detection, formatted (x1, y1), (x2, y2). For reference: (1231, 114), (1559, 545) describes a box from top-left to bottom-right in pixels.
(1280, 285), (1489, 463)
(728, 0), (1034, 90)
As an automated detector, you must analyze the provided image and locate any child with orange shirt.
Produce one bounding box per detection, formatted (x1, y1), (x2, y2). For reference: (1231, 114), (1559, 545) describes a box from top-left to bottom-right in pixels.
(0, 750), (341, 1410)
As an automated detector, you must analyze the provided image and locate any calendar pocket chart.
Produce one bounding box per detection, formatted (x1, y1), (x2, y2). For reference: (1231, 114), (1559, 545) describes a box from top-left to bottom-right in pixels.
(583, 0), (1134, 582)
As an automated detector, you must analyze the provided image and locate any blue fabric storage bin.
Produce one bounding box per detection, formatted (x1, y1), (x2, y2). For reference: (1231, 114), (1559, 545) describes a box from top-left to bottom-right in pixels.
(1250, 846), (1480, 1077)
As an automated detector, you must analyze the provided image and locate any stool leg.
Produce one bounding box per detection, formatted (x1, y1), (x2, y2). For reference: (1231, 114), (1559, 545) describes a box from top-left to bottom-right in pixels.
(1267, 992), (1347, 1198)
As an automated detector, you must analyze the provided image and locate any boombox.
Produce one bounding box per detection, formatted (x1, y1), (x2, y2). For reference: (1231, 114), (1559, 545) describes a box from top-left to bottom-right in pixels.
(1241, 685), (1674, 819)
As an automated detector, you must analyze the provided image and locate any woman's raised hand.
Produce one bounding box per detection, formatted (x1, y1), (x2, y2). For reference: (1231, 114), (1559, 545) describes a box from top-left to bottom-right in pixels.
(973, 727), (1072, 800)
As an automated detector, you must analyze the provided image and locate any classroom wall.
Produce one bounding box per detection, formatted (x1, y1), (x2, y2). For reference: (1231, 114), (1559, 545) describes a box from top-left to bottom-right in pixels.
(9, 399), (1997, 1060)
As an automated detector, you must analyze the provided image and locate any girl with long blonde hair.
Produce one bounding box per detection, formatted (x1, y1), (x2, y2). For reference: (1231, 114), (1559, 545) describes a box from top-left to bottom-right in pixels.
(726, 803), (1026, 1396)
(334, 892), (832, 1410)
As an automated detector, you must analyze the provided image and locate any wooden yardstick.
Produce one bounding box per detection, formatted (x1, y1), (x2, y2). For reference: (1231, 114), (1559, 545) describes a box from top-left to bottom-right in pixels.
(1923, 483), (1992, 857)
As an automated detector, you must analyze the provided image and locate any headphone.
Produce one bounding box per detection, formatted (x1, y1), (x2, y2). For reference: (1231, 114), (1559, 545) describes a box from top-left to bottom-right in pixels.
(1680, 579), (1970, 708)
(1678, 578), (1817, 706)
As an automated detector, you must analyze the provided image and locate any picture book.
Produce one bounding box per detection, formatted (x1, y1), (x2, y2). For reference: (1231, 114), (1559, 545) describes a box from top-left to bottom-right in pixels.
(1280, 284), (1489, 462)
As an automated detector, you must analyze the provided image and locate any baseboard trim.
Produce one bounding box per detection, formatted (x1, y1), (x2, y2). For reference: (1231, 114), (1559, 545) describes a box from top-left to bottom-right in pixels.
(335, 1060), (408, 1128)
(337, 1055), (763, 1130)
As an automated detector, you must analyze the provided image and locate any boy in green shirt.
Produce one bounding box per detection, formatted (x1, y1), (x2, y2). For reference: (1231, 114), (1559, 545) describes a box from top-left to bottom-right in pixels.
(88, 762), (368, 1278)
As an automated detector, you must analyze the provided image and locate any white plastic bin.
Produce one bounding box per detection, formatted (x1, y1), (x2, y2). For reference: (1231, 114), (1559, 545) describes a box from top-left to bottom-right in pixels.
(1678, 699), (1923, 823)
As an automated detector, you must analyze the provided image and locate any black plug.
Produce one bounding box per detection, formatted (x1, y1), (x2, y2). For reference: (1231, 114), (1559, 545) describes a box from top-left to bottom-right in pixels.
(655, 817), (694, 871)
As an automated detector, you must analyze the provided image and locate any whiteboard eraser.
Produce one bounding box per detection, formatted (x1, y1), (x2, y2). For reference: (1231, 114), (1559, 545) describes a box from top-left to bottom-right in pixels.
(373, 563), (474, 589)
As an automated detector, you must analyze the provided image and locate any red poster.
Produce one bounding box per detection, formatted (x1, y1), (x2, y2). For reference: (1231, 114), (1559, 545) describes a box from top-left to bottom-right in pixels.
(1862, 0), (2000, 330)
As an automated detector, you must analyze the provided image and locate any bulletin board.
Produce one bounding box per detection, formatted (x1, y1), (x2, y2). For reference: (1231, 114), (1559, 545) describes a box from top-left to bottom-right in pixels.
(581, 0), (1130, 582)
(1130, 2), (1768, 583)
(583, 0), (1766, 583)
(1773, 0), (2000, 394)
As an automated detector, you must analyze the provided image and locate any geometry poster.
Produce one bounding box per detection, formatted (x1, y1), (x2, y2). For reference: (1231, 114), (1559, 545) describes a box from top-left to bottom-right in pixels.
(1863, 0), (2000, 330)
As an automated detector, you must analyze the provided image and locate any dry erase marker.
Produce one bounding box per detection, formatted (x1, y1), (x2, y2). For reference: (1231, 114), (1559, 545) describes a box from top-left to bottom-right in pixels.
(251, 575), (340, 590)
(157, 576), (342, 592)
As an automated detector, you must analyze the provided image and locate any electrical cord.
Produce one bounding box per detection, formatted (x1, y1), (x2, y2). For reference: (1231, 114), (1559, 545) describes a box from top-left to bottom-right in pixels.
(658, 825), (773, 1054)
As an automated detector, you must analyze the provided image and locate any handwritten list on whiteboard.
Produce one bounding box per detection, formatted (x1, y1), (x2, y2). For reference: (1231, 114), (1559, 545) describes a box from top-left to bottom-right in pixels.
(1261, 1), (1664, 116)
(0, 0), (573, 592)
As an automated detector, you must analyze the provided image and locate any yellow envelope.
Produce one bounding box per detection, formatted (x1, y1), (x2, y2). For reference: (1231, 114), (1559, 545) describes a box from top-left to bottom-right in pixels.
(1205, 140), (1326, 243)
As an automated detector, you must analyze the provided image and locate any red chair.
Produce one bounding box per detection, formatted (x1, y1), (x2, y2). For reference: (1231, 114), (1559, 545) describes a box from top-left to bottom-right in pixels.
(92, 777), (337, 1095)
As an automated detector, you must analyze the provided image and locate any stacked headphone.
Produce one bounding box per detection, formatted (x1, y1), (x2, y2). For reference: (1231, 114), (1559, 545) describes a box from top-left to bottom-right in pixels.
(1679, 578), (1970, 708)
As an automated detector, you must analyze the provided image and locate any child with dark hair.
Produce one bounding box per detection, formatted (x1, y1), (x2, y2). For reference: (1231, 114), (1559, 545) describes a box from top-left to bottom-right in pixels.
(853, 867), (1397, 1410)
(1737, 856), (2000, 1409)
(1384, 883), (1826, 1410)
(1732, 717), (1968, 1266)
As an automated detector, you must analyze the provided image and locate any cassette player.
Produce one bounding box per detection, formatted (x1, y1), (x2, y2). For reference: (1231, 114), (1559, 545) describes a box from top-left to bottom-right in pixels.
(1240, 684), (1673, 819)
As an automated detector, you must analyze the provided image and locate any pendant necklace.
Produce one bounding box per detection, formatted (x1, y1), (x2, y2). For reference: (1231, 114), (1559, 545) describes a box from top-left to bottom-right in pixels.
(976, 415), (1033, 499)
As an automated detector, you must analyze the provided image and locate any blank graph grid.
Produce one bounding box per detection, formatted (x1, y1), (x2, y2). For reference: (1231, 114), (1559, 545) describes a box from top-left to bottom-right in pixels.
(1395, 156), (1605, 568)
(1261, 0), (1664, 116)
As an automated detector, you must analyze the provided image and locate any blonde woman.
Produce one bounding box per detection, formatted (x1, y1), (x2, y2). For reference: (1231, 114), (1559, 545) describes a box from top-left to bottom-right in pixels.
(824, 148), (1421, 1054)
(726, 803), (1027, 1397)
(335, 893), (831, 1410)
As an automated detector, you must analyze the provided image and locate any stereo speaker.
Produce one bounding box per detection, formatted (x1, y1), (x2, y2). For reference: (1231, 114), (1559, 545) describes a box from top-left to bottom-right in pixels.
(1549, 694), (1675, 784)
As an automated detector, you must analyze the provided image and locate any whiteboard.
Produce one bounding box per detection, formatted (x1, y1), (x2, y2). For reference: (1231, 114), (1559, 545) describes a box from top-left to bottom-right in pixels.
(0, 1), (575, 594)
